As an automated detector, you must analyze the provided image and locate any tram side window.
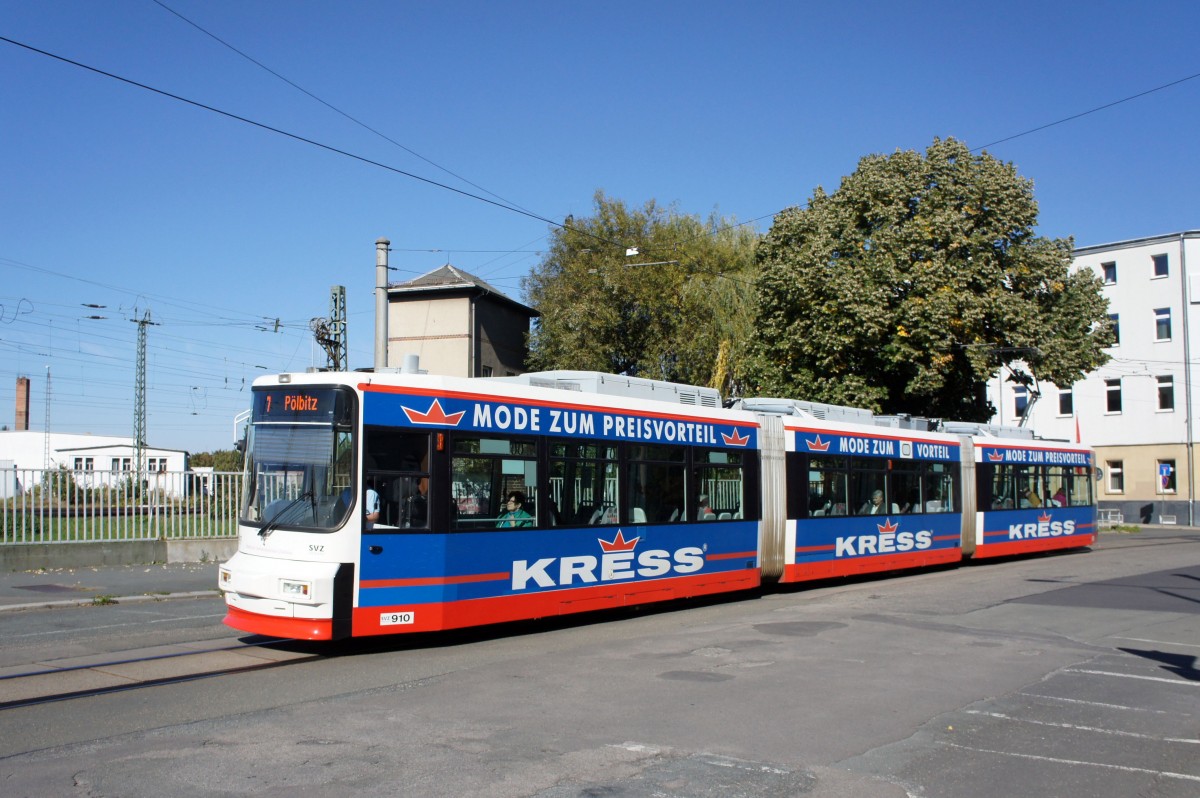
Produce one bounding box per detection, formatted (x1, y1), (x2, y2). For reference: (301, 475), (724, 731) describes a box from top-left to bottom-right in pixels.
(988, 463), (1017, 506)
(808, 455), (850, 516)
(626, 443), (686, 524)
(1045, 466), (1069, 507)
(1016, 465), (1047, 507)
(548, 441), (619, 526)
(693, 450), (745, 520)
(851, 456), (895, 515)
(987, 464), (1014, 509)
(451, 436), (538, 531)
(1069, 467), (1095, 506)
(889, 461), (923, 514)
(363, 427), (430, 530)
(924, 463), (955, 512)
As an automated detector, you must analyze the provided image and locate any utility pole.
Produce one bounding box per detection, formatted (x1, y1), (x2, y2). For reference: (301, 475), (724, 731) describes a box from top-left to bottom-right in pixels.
(132, 310), (157, 489)
(375, 238), (390, 370)
(328, 285), (347, 371)
(43, 366), (51, 473)
(310, 286), (348, 370)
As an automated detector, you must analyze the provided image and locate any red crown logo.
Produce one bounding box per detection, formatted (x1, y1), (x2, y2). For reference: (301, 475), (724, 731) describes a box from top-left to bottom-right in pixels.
(877, 518), (898, 534)
(987, 452), (1005, 462)
(402, 399), (465, 426)
(598, 530), (640, 552)
(1038, 512), (1052, 523)
(722, 428), (750, 447)
(806, 435), (831, 452)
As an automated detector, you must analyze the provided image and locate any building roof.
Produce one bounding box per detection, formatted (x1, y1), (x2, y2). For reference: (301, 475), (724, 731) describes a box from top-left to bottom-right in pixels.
(56, 443), (188, 455)
(1074, 229), (1200, 256)
(388, 264), (538, 317)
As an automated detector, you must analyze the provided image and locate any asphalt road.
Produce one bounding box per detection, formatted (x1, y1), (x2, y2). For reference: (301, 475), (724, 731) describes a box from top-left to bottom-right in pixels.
(0, 529), (1197, 797)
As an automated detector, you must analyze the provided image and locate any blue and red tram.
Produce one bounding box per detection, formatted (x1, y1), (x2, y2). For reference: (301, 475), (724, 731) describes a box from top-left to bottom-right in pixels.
(219, 370), (1096, 640)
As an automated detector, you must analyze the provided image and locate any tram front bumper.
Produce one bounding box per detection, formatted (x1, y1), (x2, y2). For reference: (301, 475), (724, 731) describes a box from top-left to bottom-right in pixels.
(219, 551), (341, 621)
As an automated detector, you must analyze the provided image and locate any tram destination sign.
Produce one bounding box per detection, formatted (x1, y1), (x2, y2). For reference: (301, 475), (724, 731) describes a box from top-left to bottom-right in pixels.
(252, 388), (341, 422)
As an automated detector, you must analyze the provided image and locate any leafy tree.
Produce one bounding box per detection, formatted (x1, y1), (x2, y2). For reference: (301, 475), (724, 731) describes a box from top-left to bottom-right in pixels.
(523, 191), (759, 393)
(189, 450), (243, 471)
(750, 138), (1111, 421)
(212, 449), (243, 472)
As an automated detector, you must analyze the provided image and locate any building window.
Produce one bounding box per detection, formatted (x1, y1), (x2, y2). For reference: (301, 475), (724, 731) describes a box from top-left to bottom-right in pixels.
(1108, 314), (1120, 346)
(1158, 459), (1176, 493)
(1102, 261), (1117, 284)
(1152, 253), (1169, 278)
(1014, 386), (1029, 418)
(1158, 376), (1175, 411)
(1107, 460), (1124, 493)
(480, 366), (493, 378)
(73, 457), (94, 471)
(1058, 389), (1073, 416)
(1105, 378), (1122, 413)
(1155, 308), (1172, 341)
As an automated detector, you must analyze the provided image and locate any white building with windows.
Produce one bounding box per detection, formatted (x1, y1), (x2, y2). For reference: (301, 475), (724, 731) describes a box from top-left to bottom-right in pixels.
(0, 431), (188, 497)
(988, 230), (1200, 524)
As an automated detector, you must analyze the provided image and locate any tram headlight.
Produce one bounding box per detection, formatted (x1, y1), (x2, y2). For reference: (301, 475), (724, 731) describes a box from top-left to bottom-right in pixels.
(219, 568), (232, 587)
(280, 579), (311, 598)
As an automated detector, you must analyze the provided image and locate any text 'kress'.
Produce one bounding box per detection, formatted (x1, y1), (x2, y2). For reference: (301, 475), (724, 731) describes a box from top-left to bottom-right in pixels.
(511, 531), (705, 590)
(835, 519), (933, 557)
(1009, 517), (1076, 539)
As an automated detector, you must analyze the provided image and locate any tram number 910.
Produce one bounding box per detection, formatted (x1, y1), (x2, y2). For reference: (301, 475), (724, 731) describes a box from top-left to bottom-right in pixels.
(380, 611), (415, 626)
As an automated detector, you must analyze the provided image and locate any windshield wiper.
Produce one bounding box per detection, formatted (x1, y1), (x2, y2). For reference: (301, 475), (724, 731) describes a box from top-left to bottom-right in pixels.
(258, 490), (315, 539)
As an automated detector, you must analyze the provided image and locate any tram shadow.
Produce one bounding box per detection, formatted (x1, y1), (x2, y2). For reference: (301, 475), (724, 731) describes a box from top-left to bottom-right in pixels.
(235, 590), (760, 657)
(237, 546), (1102, 657)
(1118, 647), (1200, 682)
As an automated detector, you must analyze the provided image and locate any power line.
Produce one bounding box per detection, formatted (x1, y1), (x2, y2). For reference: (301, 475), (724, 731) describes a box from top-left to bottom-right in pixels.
(0, 34), (564, 230)
(0, 255), (302, 328)
(150, 0), (540, 218)
(973, 70), (1200, 152)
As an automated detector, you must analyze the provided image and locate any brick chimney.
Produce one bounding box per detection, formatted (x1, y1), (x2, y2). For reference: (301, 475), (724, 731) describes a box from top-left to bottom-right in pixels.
(15, 376), (30, 430)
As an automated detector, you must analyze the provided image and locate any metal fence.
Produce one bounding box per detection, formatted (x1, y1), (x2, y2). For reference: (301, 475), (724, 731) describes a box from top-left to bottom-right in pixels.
(1, 468), (243, 544)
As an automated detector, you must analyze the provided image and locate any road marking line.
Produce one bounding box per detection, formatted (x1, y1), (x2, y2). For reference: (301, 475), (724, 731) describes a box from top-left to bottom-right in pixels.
(942, 743), (1200, 783)
(1019, 692), (1171, 714)
(1064, 668), (1200, 686)
(965, 710), (1198, 744)
(1110, 636), (1200, 650)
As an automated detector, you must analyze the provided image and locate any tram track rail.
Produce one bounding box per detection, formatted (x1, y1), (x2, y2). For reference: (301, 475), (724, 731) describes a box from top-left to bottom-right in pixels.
(0, 638), (323, 710)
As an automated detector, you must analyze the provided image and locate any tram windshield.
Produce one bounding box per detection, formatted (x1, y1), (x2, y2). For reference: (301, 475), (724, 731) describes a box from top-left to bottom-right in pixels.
(240, 386), (355, 531)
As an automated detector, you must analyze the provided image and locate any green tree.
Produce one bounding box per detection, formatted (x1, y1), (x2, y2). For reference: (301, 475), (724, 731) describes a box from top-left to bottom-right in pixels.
(189, 452), (214, 468)
(523, 191), (759, 392)
(212, 450), (243, 472)
(190, 450), (243, 471)
(750, 138), (1111, 421)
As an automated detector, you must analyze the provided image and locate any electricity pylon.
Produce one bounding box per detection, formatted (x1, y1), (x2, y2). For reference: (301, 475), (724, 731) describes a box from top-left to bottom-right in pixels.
(132, 310), (157, 487)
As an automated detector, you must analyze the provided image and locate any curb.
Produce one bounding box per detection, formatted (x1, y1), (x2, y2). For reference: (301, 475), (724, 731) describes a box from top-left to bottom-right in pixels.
(0, 590), (221, 613)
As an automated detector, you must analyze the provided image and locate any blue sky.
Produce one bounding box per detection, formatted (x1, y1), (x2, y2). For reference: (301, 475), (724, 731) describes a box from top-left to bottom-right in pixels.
(2, 1), (1198, 454)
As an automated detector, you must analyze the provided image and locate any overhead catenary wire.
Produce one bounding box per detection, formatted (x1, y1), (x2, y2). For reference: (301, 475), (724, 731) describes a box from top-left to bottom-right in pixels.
(0, 35), (566, 230)
(150, 0), (542, 219)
